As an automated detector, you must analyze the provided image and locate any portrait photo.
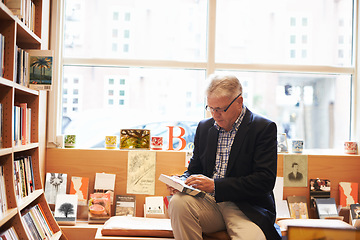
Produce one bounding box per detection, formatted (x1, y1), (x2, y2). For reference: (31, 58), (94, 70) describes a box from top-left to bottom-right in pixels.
(283, 155), (308, 187)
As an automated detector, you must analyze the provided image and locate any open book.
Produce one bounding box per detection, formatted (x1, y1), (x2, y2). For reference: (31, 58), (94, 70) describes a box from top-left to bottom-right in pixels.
(158, 174), (205, 198)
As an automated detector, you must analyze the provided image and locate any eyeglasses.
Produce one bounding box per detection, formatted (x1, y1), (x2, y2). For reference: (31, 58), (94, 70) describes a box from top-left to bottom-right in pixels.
(205, 93), (242, 113)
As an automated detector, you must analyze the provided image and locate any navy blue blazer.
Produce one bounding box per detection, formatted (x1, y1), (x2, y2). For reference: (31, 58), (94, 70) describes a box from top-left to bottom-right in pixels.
(182, 108), (281, 240)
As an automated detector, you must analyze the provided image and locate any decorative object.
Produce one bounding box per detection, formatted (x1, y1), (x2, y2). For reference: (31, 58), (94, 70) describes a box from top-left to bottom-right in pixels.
(120, 129), (150, 149)
(277, 133), (288, 153)
(292, 139), (304, 153)
(344, 141), (357, 154)
(64, 135), (76, 148)
(105, 136), (117, 149)
(151, 136), (163, 150)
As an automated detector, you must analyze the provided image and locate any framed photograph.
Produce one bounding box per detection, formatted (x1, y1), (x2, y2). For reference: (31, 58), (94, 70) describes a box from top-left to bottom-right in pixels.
(283, 155), (308, 187)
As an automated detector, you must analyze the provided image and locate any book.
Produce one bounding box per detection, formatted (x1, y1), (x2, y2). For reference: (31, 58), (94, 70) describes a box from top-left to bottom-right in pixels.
(287, 196), (309, 219)
(350, 204), (360, 228)
(275, 199), (291, 219)
(309, 178), (331, 208)
(339, 182), (358, 207)
(145, 196), (164, 215)
(54, 194), (78, 225)
(0, 103), (2, 148)
(69, 176), (89, 205)
(158, 174), (205, 198)
(0, 226), (20, 240)
(94, 172), (116, 204)
(0, 165), (7, 215)
(27, 50), (54, 91)
(88, 192), (111, 223)
(44, 172), (67, 204)
(115, 195), (136, 217)
(315, 197), (339, 219)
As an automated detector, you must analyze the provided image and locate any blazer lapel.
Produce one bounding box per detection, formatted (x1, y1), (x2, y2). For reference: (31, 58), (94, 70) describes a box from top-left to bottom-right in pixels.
(205, 125), (219, 176)
(226, 109), (253, 176)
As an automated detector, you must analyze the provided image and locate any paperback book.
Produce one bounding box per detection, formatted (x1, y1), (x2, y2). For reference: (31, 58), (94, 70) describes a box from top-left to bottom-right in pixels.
(44, 172), (67, 204)
(315, 197), (339, 219)
(94, 172), (116, 204)
(158, 174), (205, 198)
(287, 196), (309, 219)
(145, 196), (164, 216)
(54, 194), (78, 225)
(350, 204), (360, 228)
(69, 176), (89, 206)
(88, 192), (111, 223)
(339, 182), (358, 207)
(115, 195), (136, 217)
(27, 50), (54, 91)
(309, 178), (331, 208)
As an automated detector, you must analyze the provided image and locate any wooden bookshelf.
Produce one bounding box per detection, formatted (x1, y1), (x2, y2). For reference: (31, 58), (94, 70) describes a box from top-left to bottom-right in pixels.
(0, 1), (65, 239)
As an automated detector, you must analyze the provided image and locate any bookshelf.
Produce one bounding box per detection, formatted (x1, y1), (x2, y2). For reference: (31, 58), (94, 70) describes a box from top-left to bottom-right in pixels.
(0, 0), (64, 239)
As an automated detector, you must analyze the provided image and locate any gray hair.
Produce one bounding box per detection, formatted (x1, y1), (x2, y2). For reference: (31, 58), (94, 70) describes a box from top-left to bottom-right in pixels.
(206, 74), (242, 99)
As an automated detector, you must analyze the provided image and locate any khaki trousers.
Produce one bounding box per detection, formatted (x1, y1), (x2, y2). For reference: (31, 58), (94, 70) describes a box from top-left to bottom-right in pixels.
(168, 193), (266, 240)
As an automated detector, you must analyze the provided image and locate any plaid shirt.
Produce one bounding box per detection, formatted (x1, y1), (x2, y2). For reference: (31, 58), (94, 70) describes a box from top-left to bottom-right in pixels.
(213, 106), (246, 180)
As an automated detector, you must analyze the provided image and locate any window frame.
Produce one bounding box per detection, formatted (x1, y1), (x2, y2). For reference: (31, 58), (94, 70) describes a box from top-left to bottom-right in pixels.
(47, 0), (360, 149)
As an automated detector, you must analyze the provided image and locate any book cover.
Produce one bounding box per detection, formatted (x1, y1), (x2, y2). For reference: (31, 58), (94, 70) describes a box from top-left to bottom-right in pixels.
(44, 172), (67, 204)
(145, 196), (164, 215)
(309, 178), (331, 208)
(88, 192), (111, 223)
(339, 182), (358, 207)
(54, 194), (78, 225)
(350, 204), (360, 227)
(275, 199), (291, 219)
(27, 50), (53, 91)
(287, 196), (309, 219)
(69, 176), (89, 206)
(158, 174), (205, 198)
(115, 195), (136, 217)
(94, 172), (116, 204)
(315, 197), (339, 219)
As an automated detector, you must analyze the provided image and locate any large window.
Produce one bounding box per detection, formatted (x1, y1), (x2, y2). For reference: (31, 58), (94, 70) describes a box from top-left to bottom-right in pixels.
(53, 0), (355, 151)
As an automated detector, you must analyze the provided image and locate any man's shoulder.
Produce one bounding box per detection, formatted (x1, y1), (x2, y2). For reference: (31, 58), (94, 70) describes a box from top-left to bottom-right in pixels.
(199, 117), (215, 128)
(246, 108), (275, 126)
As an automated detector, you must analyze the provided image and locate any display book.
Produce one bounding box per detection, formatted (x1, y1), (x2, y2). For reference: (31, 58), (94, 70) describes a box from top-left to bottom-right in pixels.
(158, 174), (205, 198)
(88, 172), (116, 223)
(115, 195), (136, 217)
(13, 48), (53, 90)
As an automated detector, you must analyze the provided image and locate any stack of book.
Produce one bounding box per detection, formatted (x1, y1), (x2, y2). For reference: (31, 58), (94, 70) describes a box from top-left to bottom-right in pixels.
(13, 103), (31, 146)
(0, 165), (7, 215)
(21, 204), (54, 240)
(0, 226), (19, 240)
(13, 156), (35, 200)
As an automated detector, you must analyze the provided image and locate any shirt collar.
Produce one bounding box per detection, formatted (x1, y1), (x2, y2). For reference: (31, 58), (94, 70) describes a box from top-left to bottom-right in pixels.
(214, 106), (247, 131)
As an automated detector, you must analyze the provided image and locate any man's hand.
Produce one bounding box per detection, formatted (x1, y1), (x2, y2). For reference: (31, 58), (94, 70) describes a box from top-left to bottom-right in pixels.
(166, 175), (181, 195)
(185, 174), (215, 193)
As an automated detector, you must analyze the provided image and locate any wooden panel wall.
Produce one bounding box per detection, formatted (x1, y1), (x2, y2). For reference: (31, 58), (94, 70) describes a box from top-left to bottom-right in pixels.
(46, 149), (360, 219)
(45, 148), (187, 218)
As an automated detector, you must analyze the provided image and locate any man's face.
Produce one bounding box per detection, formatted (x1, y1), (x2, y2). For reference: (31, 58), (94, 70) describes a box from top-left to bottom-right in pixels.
(207, 94), (243, 131)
